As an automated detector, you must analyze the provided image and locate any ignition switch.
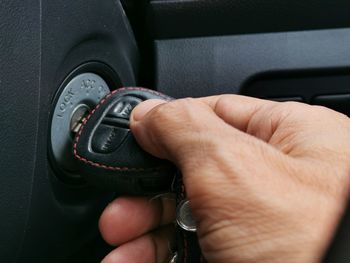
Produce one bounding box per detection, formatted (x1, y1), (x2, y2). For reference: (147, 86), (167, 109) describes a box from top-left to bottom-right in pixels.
(50, 72), (110, 181)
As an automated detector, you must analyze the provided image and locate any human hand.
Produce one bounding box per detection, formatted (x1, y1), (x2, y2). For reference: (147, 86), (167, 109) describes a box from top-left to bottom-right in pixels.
(99, 95), (350, 263)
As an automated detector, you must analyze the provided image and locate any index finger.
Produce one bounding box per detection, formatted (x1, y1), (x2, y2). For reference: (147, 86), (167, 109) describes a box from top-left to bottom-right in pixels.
(197, 94), (277, 132)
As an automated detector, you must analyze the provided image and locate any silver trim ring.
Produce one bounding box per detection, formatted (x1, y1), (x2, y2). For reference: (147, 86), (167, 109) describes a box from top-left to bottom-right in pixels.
(176, 200), (197, 232)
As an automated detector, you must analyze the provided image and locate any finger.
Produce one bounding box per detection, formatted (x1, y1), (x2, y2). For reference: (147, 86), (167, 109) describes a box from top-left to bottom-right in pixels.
(130, 98), (270, 189)
(131, 99), (167, 121)
(131, 95), (302, 149)
(99, 196), (176, 246)
(199, 95), (328, 146)
(101, 225), (175, 263)
(132, 95), (277, 144)
(197, 95), (277, 134)
(131, 98), (236, 163)
(130, 97), (280, 164)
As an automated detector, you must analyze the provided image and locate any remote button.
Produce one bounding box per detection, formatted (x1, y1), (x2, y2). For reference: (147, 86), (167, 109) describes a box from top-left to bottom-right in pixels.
(91, 125), (129, 154)
(106, 96), (142, 120)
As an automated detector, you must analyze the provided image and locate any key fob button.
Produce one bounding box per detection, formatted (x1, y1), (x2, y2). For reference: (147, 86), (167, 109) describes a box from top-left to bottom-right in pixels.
(91, 125), (129, 154)
(107, 96), (142, 120)
(91, 96), (141, 153)
(73, 88), (175, 195)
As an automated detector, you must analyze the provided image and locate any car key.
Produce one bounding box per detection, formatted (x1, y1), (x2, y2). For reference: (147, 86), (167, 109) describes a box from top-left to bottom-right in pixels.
(73, 87), (175, 195)
(74, 87), (202, 263)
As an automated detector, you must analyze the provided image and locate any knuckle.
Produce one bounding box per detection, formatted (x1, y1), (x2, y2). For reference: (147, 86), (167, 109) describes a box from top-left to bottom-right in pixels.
(149, 98), (197, 122)
(213, 95), (233, 115)
(280, 101), (304, 108)
(309, 104), (330, 112)
(170, 97), (197, 111)
(276, 101), (307, 114)
(151, 99), (181, 117)
(309, 104), (343, 118)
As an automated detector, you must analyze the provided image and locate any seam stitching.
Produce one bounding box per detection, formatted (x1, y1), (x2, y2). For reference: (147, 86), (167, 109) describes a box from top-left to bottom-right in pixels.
(73, 87), (170, 171)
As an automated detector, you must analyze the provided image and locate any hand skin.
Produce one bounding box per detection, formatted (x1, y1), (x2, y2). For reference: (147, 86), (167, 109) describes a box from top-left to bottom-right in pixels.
(99, 95), (350, 263)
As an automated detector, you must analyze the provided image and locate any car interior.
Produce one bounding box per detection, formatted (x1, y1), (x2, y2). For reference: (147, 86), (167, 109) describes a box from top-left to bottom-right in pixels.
(1, 0), (350, 262)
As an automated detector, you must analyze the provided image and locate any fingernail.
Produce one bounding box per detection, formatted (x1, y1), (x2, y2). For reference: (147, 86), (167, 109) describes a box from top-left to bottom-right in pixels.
(131, 99), (166, 122)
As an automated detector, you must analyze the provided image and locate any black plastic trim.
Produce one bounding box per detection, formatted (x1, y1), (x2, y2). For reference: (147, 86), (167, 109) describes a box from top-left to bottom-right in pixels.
(149, 0), (350, 39)
(154, 28), (350, 98)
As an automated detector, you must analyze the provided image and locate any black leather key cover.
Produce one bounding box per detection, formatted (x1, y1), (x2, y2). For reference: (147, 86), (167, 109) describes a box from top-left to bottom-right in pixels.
(73, 87), (175, 195)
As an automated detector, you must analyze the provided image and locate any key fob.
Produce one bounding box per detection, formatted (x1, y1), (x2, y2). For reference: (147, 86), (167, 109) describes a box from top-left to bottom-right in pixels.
(73, 87), (175, 195)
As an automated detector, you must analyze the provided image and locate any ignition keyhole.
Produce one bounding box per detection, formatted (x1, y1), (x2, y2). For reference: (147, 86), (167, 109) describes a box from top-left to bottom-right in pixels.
(50, 72), (110, 182)
(70, 104), (90, 135)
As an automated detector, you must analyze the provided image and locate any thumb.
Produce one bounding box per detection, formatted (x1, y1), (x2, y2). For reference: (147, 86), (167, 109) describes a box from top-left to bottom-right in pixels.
(130, 98), (257, 168)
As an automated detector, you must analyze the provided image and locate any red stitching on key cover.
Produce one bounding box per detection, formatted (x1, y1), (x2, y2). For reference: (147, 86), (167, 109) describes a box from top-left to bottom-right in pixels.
(73, 87), (171, 171)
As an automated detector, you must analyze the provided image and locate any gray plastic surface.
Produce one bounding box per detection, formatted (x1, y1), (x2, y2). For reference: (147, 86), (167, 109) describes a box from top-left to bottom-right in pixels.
(51, 73), (110, 177)
(155, 28), (350, 98)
